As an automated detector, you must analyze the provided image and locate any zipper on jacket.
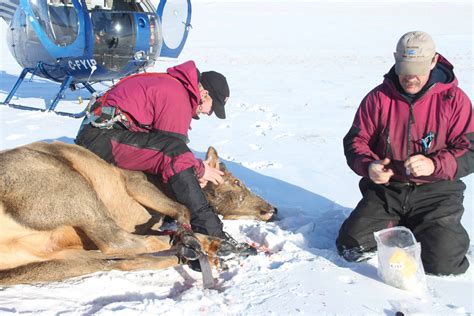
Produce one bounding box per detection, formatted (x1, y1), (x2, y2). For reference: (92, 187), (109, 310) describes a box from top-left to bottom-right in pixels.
(407, 104), (415, 158)
(385, 135), (393, 159)
(404, 102), (415, 180)
(402, 100), (415, 181)
(384, 103), (394, 160)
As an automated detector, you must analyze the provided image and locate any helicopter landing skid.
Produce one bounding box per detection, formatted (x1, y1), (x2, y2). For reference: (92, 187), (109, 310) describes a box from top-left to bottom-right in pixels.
(2, 69), (91, 118)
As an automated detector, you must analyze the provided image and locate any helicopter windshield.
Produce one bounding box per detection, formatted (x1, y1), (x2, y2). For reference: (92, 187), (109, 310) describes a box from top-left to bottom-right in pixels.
(85, 0), (160, 74)
(29, 0), (79, 46)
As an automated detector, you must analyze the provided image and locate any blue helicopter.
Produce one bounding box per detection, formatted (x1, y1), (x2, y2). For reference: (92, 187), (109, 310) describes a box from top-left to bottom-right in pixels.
(0, 0), (191, 117)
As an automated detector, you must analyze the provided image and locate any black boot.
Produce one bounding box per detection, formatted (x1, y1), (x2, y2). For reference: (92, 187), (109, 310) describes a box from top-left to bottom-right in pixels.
(168, 167), (226, 238)
(169, 168), (258, 258)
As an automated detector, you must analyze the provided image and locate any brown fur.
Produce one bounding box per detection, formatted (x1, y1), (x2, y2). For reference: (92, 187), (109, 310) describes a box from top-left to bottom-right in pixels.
(203, 147), (275, 221)
(0, 142), (274, 285)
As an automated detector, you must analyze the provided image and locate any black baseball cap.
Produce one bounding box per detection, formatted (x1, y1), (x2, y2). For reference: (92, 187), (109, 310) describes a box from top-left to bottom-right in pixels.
(200, 71), (230, 119)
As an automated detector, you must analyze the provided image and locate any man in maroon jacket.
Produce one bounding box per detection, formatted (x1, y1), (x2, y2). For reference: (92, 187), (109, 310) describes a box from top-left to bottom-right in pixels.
(76, 60), (243, 247)
(337, 31), (473, 275)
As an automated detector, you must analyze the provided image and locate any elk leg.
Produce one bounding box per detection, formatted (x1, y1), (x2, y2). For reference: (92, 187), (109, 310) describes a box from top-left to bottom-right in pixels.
(77, 212), (173, 256)
(112, 255), (179, 271)
(0, 253), (179, 285)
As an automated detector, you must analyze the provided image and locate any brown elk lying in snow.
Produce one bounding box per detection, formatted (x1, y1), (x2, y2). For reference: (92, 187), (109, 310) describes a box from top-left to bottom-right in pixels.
(0, 142), (276, 285)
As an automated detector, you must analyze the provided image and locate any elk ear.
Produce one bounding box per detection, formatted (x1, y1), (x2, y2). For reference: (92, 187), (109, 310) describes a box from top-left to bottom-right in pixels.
(206, 146), (219, 169)
(219, 162), (227, 172)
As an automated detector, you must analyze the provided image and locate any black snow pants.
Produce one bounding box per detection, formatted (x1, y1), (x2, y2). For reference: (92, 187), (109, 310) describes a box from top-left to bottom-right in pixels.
(75, 124), (226, 237)
(336, 177), (470, 275)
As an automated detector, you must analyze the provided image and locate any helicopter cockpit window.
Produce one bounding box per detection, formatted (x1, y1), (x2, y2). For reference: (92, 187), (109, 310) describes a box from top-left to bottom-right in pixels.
(29, 0), (79, 46)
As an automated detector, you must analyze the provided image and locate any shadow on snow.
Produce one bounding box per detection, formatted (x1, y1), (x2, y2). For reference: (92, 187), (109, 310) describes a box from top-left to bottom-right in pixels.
(0, 70), (99, 110)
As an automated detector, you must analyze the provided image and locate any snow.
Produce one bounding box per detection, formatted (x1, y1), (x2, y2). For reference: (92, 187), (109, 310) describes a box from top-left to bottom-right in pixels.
(0, 0), (473, 314)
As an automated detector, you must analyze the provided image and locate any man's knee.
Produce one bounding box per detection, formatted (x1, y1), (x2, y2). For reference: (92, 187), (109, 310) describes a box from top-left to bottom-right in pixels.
(423, 257), (469, 276)
(415, 219), (470, 276)
(420, 236), (470, 275)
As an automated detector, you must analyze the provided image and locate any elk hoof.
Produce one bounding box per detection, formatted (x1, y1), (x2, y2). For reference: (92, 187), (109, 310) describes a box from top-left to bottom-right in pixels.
(216, 240), (257, 259)
(178, 245), (199, 261)
(235, 243), (258, 257)
(187, 260), (202, 272)
(176, 245), (202, 272)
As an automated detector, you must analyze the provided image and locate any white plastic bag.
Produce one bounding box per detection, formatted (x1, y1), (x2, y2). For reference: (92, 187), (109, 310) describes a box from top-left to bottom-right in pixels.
(374, 227), (427, 292)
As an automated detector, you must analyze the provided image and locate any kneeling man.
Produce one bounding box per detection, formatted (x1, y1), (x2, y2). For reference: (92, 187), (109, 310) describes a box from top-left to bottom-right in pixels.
(337, 31), (473, 275)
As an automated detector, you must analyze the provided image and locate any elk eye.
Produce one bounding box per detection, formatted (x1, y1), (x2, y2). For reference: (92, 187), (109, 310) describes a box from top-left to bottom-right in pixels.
(233, 180), (241, 186)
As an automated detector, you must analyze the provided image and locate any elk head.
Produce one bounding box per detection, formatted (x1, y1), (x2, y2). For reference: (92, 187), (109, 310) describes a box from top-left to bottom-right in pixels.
(203, 147), (277, 221)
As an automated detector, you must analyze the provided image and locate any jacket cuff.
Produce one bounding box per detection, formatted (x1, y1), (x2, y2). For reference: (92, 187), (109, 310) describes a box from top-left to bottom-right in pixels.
(429, 154), (455, 180)
(194, 159), (205, 178)
(428, 156), (438, 175)
(354, 157), (373, 178)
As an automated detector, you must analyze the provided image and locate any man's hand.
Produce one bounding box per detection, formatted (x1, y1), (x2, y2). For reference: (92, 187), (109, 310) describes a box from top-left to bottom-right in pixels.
(404, 155), (435, 177)
(198, 160), (224, 188)
(198, 178), (208, 188)
(369, 158), (394, 184)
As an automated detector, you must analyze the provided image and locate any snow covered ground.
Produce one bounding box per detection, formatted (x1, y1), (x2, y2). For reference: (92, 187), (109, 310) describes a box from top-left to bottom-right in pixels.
(0, 0), (473, 314)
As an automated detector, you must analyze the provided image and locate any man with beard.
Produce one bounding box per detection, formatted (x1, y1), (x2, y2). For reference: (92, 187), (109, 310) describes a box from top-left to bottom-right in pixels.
(337, 31), (473, 275)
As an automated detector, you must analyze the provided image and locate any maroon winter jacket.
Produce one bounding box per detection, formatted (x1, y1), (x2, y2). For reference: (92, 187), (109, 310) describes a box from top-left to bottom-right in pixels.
(344, 55), (474, 184)
(100, 60), (201, 139)
(97, 60), (205, 181)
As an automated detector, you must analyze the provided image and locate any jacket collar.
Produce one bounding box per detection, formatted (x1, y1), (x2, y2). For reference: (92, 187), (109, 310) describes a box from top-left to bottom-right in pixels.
(382, 54), (457, 104)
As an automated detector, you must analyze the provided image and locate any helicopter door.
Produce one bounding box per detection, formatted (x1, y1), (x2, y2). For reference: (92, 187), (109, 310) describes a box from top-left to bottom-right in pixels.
(90, 9), (136, 72)
(157, 0), (191, 58)
(88, 0), (161, 75)
(20, 0), (86, 58)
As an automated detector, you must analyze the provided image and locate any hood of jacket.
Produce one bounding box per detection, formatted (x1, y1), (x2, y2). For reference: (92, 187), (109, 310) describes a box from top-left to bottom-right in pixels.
(167, 60), (201, 117)
(381, 54), (458, 103)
